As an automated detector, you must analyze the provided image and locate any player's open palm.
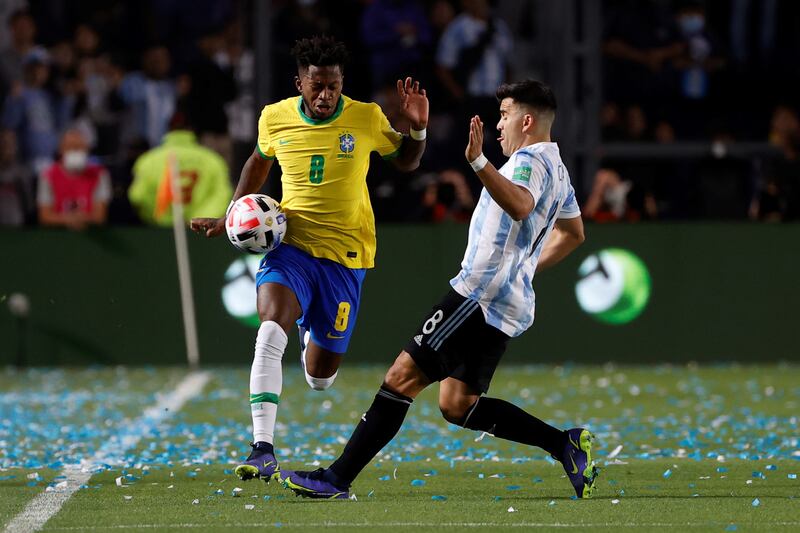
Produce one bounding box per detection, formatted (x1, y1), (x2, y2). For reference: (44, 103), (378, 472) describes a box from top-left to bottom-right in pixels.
(397, 77), (429, 130)
(190, 216), (225, 238)
(466, 115), (484, 162)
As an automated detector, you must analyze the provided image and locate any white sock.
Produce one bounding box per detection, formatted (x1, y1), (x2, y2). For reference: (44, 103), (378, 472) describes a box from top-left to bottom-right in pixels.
(299, 329), (337, 390)
(250, 321), (287, 444)
(305, 370), (338, 391)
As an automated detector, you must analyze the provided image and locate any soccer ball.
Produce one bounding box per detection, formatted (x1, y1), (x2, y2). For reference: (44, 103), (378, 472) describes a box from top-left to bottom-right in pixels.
(226, 194), (287, 254)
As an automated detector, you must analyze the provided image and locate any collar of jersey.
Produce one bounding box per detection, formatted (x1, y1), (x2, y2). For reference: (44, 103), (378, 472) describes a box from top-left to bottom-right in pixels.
(162, 130), (197, 146)
(297, 96), (345, 125)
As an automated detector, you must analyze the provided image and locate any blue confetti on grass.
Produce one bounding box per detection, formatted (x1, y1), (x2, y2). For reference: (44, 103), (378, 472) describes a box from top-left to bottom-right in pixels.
(505, 485), (521, 491)
(410, 479), (425, 486)
(717, 467), (728, 473)
(752, 498), (760, 507)
(663, 469), (672, 479)
(752, 471), (763, 479)
(431, 495), (447, 501)
(788, 474), (797, 480)
(726, 525), (738, 531)
(4, 366), (800, 483)
(378, 475), (391, 481)
(0, 475), (16, 480)
(766, 465), (777, 471)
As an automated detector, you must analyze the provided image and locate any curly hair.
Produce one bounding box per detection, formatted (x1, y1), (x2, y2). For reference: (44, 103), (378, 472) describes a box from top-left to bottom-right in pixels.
(291, 35), (349, 71)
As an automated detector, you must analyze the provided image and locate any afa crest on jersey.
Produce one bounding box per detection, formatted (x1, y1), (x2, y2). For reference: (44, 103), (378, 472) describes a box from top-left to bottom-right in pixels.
(338, 133), (355, 159)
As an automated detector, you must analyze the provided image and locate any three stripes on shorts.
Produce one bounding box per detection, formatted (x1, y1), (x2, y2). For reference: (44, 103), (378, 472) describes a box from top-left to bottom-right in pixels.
(427, 298), (480, 350)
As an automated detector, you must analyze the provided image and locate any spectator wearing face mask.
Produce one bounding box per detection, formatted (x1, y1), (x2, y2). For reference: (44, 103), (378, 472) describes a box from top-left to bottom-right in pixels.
(671, 2), (726, 137)
(37, 128), (111, 229)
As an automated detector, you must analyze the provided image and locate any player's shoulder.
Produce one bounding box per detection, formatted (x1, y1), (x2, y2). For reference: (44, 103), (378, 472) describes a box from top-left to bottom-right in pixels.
(518, 142), (561, 165)
(259, 96), (298, 120)
(341, 95), (380, 116)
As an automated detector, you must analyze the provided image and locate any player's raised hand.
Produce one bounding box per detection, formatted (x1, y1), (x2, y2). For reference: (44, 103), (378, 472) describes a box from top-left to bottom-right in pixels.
(190, 216), (225, 237)
(465, 115), (484, 162)
(396, 76), (429, 130)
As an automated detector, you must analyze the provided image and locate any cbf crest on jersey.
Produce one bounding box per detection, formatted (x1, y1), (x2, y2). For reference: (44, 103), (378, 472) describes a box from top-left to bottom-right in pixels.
(338, 132), (355, 159)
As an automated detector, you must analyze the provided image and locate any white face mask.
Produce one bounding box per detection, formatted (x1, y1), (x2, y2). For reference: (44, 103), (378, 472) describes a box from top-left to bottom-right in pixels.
(63, 150), (88, 172)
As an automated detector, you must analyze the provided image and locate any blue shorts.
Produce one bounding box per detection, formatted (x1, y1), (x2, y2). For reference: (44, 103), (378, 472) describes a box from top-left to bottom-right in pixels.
(256, 243), (366, 353)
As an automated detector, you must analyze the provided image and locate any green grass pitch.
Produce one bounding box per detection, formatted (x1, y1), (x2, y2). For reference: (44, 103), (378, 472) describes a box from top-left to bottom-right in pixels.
(1, 364), (798, 532)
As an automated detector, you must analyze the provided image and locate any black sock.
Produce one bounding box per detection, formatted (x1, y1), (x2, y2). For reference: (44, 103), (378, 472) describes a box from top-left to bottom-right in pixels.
(461, 397), (566, 457)
(327, 384), (413, 486)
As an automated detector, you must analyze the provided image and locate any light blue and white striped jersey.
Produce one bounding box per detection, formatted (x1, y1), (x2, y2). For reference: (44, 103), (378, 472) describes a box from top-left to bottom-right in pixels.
(450, 142), (580, 337)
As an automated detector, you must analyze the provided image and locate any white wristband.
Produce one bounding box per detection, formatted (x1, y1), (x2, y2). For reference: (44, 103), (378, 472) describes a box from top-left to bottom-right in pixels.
(409, 127), (427, 141)
(470, 153), (488, 172)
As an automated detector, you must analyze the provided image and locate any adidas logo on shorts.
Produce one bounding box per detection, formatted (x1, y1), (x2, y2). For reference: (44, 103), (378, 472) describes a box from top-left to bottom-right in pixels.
(413, 334), (423, 346)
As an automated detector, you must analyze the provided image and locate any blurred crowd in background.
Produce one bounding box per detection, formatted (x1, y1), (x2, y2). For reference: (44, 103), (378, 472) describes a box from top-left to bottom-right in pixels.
(0, 0), (798, 229)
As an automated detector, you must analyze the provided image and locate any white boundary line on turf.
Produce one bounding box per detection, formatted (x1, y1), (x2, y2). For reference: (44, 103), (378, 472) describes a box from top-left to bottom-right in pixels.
(37, 522), (800, 530)
(4, 371), (211, 533)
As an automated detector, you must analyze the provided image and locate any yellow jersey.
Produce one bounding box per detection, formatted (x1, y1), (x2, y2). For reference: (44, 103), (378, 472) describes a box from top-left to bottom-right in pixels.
(257, 95), (403, 269)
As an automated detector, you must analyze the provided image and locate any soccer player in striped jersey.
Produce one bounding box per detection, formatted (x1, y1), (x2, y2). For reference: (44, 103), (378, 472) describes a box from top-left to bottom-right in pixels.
(190, 35), (429, 484)
(281, 80), (598, 500)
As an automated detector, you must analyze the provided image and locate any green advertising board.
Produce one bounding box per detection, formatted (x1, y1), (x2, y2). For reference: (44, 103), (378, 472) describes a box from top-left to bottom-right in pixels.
(0, 224), (797, 365)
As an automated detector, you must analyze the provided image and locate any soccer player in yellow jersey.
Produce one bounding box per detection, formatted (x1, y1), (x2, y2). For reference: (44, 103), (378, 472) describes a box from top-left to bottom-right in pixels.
(190, 35), (428, 482)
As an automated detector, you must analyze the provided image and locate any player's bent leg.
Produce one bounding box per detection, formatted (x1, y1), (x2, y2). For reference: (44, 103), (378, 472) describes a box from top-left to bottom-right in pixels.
(282, 352), (429, 498)
(441, 374), (599, 498)
(235, 283), (301, 483)
(237, 320), (287, 482)
(302, 341), (342, 391)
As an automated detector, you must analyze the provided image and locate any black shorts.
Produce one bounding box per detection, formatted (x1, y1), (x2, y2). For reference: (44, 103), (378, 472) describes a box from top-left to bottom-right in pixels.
(404, 289), (510, 394)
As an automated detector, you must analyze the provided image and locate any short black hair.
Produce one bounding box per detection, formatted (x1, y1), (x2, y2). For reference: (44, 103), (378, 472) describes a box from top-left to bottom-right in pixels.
(496, 80), (557, 113)
(291, 35), (349, 72)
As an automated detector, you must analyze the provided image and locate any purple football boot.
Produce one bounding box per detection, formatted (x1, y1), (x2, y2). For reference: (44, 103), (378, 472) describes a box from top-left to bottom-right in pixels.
(233, 442), (280, 482)
(281, 468), (351, 499)
(558, 428), (598, 498)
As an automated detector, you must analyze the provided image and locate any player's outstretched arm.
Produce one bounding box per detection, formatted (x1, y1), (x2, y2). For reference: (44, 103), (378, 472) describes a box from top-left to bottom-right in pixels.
(392, 76), (428, 172)
(190, 149), (273, 237)
(466, 116), (534, 221)
(536, 216), (585, 273)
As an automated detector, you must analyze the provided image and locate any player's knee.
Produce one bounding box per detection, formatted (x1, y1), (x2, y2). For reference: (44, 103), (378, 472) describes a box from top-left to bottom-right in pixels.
(384, 352), (428, 391)
(305, 370), (337, 391)
(255, 321), (287, 362)
(439, 400), (472, 425)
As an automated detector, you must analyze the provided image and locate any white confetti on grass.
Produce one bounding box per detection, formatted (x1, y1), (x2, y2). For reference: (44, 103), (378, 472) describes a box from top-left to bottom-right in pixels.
(4, 372), (211, 533)
(607, 445), (623, 459)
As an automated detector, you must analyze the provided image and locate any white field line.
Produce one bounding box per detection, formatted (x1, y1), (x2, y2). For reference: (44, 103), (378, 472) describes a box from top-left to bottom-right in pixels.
(38, 522), (800, 531)
(5, 371), (211, 533)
